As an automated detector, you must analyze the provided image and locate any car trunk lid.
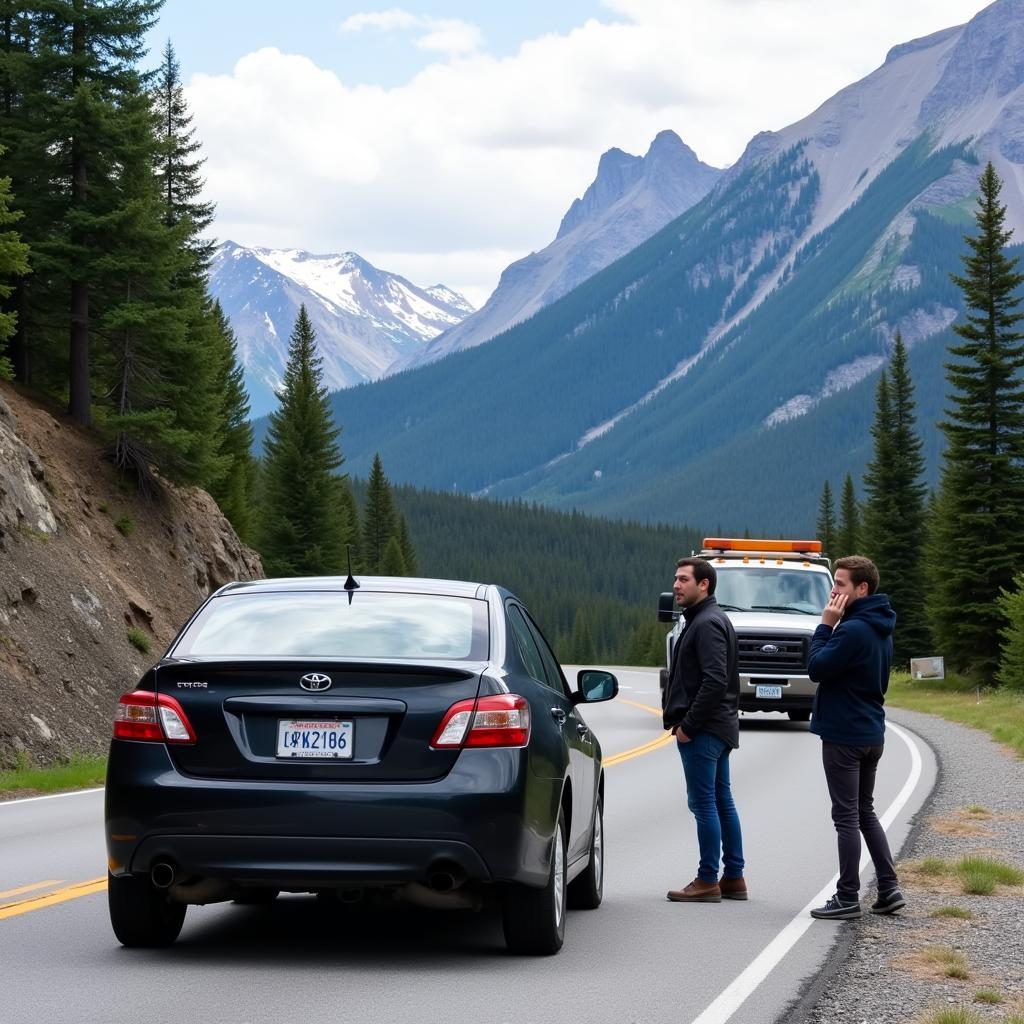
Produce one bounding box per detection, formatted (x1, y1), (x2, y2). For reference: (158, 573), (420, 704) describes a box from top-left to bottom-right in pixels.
(154, 660), (484, 782)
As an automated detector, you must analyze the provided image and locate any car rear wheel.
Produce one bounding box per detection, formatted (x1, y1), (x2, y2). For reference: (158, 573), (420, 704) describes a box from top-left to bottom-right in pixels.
(788, 710), (811, 722)
(108, 872), (186, 947)
(502, 809), (566, 955)
(567, 794), (603, 910)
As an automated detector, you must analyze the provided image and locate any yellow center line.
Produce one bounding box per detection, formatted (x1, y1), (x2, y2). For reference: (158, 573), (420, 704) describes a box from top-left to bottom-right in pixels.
(604, 696), (675, 766)
(4, 695), (671, 919)
(0, 877), (106, 920)
(0, 879), (63, 901)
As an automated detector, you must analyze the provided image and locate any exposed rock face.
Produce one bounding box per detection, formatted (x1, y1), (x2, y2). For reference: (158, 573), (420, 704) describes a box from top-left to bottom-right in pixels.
(407, 130), (723, 365)
(0, 384), (263, 768)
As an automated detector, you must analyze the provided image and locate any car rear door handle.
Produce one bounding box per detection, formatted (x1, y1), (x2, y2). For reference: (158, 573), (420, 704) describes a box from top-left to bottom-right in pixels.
(550, 707), (567, 725)
(576, 722), (589, 738)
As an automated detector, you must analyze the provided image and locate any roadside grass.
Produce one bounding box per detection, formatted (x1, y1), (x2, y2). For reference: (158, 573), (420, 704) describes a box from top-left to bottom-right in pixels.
(903, 855), (1024, 896)
(887, 672), (1024, 758)
(930, 906), (974, 920)
(0, 753), (106, 797)
(918, 1009), (983, 1024)
(957, 855), (1024, 894)
(973, 989), (1003, 1004)
(911, 945), (972, 980)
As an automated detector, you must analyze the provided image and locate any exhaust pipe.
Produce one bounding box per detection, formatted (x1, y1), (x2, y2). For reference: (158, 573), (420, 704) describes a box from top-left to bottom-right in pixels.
(426, 862), (466, 893)
(150, 862), (176, 888)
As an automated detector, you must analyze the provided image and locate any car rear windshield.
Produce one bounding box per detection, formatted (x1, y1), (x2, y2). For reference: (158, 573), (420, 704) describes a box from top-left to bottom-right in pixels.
(715, 567), (832, 614)
(172, 591), (490, 660)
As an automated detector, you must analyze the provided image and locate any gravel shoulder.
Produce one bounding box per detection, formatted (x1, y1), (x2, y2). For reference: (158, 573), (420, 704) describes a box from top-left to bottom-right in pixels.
(791, 707), (1024, 1024)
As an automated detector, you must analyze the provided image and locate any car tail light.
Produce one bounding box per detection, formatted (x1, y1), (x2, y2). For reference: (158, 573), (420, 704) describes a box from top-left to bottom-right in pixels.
(113, 690), (196, 744)
(431, 694), (531, 749)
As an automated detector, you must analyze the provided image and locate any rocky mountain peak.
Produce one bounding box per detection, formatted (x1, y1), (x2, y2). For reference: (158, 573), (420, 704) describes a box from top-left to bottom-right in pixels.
(556, 147), (644, 239)
(921, 0), (1024, 122)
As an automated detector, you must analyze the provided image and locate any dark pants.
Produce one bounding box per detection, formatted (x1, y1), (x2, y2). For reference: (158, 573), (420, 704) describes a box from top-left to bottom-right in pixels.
(821, 742), (899, 902)
(678, 732), (745, 883)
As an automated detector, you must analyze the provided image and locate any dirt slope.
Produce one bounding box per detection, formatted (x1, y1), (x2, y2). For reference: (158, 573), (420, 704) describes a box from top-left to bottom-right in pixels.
(0, 382), (262, 767)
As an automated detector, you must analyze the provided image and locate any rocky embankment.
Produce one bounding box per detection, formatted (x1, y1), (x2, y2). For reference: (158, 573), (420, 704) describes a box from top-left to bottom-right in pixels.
(0, 383), (262, 767)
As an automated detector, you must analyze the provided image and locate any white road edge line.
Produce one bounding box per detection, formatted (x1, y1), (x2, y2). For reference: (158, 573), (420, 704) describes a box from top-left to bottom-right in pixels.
(690, 721), (925, 1024)
(0, 787), (103, 808)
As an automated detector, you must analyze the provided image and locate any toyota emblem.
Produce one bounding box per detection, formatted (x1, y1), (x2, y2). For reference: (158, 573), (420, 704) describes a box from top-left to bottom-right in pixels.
(299, 673), (332, 691)
(760, 644), (780, 654)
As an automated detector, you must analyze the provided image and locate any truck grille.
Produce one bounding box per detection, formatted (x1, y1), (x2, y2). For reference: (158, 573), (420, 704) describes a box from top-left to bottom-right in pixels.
(737, 634), (808, 674)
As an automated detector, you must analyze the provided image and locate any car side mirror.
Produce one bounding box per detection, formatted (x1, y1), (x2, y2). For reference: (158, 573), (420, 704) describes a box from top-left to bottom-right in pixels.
(573, 669), (618, 704)
(657, 591), (679, 623)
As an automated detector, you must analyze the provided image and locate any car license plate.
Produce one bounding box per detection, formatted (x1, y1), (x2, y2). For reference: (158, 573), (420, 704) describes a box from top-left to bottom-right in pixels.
(276, 719), (354, 758)
(756, 685), (783, 699)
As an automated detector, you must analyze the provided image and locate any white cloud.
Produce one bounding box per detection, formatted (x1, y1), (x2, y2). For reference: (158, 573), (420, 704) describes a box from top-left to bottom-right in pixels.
(189, 1), (986, 305)
(339, 9), (482, 57)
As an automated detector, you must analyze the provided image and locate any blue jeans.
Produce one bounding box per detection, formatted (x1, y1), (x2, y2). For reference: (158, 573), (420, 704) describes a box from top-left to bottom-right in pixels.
(677, 731), (745, 883)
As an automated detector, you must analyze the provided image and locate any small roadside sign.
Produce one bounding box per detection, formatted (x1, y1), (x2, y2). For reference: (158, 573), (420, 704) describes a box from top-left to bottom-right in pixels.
(910, 656), (945, 680)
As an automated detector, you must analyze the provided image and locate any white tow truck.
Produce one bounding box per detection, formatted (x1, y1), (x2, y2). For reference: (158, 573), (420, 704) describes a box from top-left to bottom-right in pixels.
(658, 538), (834, 721)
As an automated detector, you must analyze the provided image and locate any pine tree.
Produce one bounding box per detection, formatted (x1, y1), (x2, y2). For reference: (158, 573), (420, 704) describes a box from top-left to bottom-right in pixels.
(927, 163), (1024, 678)
(153, 39), (213, 264)
(0, 150), (29, 379)
(260, 306), (347, 576)
(380, 534), (407, 576)
(996, 574), (1024, 691)
(862, 336), (929, 665)
(0, 7), (51, 383)
(815, 480), (837, 560)
(396, 512), (418, 576)
(30, 0), (164, 425)
(362, 453), (398, 574)
(570, 609), (597, 664)
(206, 301), (257, 540)
(836, 473), (861, 557)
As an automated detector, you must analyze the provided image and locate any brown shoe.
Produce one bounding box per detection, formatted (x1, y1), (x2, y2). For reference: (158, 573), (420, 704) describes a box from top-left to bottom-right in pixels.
(667, 878), (722, 903)
(719, 877), (748, 901)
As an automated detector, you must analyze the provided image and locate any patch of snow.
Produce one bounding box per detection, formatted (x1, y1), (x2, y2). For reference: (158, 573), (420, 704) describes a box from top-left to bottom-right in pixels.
(263, 312), (277, 337)
(764, 394), (815, 428)
(763, 354), (885, 427)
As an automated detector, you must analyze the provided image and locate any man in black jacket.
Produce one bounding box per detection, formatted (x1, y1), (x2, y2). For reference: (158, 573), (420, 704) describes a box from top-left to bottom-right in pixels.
(663, 557), (746, 903)
(807, 555), (903, 920)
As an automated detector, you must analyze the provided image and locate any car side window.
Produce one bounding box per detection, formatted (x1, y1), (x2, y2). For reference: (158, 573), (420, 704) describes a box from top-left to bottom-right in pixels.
(522, 610), (572, 699)
(506, 605), (548, 685)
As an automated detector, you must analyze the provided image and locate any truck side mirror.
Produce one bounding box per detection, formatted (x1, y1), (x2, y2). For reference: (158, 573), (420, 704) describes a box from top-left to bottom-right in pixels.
(657, 591), (679, 623)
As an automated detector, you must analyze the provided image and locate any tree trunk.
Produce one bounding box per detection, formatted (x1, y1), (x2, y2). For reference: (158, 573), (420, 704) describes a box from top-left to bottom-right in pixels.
(67, 8), (90, 426)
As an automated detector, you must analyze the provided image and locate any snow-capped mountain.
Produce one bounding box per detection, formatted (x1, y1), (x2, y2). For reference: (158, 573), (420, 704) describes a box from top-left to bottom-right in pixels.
(300, 0), (1024, 532)
(208, 243), (474, 417)
(406, 130), (723, 366)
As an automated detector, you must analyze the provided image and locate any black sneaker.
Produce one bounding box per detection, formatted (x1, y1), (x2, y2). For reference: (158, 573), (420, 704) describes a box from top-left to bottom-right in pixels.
(869, 889), (906, 915)
(810, 894), (863, 920)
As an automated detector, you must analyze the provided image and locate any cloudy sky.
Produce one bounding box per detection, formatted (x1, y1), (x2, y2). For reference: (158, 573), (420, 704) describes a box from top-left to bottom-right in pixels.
(148, 0), (990, 307)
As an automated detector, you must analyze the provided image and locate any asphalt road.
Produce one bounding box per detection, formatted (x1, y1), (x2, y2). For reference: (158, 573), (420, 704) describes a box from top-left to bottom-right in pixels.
(0, 667), (936, 1024)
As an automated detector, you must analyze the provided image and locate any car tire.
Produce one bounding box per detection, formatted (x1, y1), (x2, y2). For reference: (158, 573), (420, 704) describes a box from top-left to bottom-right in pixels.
(502, 809), (566, 956)
(107, 871), (186, 947)
(567, 794), (603, 910)
(788, 710), (811, 722)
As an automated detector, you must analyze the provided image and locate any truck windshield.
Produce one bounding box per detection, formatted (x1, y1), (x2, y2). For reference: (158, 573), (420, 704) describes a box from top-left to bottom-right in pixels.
(715, 568), (831, 615)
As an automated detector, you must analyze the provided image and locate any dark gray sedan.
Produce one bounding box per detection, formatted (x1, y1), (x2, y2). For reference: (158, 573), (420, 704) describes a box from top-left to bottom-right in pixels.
(105, 575), (617, 955)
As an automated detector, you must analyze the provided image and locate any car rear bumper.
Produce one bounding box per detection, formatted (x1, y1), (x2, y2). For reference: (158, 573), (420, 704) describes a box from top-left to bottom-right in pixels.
(129, 834), (490, 888)
(106, 740), (552, 888)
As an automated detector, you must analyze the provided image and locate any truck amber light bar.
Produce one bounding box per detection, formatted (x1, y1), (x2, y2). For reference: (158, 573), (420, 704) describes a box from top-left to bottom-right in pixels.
(703, 538), (822, 553)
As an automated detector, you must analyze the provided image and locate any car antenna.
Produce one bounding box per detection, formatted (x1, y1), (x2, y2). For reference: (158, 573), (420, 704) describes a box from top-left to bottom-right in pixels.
(343, 545), (360, 599)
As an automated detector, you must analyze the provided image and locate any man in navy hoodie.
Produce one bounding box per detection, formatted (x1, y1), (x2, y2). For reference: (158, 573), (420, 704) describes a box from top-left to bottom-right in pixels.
(807, 555), (904, 920)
